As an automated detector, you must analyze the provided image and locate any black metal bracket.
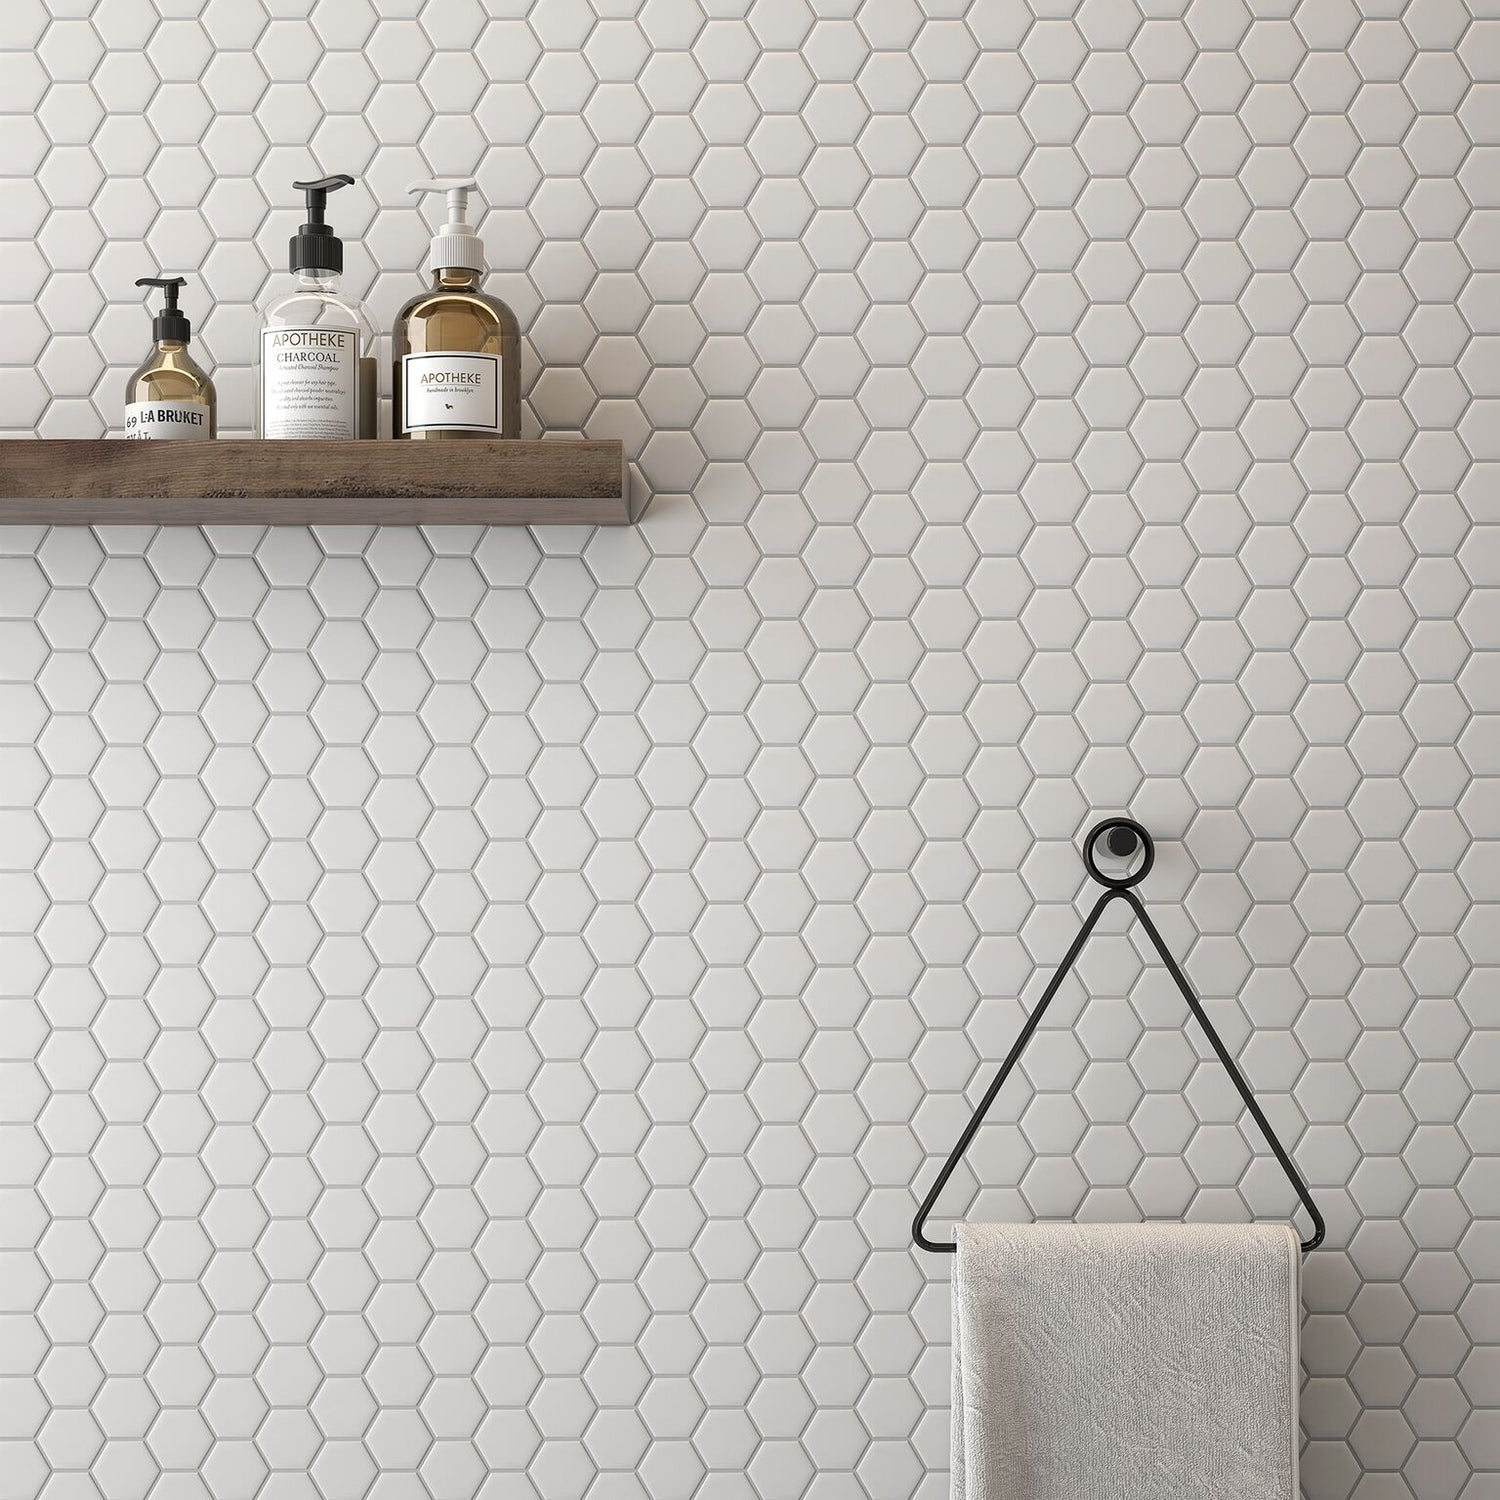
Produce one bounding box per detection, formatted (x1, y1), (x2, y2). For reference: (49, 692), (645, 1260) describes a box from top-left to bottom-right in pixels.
(912, 818), (1326, 1256)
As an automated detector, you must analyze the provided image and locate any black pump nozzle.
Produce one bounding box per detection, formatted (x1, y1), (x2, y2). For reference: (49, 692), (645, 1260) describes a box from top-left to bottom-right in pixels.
(136, 275), (191, 344)
(290, 174), (355, 274)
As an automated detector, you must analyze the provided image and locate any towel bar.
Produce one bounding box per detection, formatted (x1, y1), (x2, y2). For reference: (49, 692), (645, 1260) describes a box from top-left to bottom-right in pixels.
(912, 818), (1326, 1256)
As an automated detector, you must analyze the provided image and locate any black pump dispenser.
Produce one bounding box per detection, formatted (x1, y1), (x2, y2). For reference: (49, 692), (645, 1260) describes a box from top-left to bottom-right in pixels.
(137, 276), (192, 344)
(290, 174), (354, 274)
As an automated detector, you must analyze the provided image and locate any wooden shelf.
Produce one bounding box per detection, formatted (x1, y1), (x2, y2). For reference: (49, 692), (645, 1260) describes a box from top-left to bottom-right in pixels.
(0, 439), (635, 526)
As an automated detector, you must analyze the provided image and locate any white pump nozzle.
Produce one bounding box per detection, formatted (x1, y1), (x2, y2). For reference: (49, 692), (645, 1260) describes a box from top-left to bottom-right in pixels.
(408, 178), (484, 275)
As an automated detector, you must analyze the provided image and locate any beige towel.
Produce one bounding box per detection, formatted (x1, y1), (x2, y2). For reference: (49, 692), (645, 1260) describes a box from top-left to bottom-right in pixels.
(952, 1223), (1300, 1500)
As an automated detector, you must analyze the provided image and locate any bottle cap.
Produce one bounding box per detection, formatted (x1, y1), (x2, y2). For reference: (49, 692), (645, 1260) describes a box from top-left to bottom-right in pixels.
(290, 174), (354, 273)
(136, 276), (191, 344)
(408, 179), (484, 274)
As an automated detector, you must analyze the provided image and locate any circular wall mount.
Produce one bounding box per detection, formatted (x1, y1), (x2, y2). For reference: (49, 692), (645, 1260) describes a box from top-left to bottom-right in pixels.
(1083, 817), (1154, 889)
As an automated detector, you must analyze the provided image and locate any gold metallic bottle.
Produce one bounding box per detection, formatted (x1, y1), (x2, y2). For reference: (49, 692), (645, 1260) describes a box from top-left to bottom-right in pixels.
(124, 276), (216, 440)
(394, 180), (520, 440)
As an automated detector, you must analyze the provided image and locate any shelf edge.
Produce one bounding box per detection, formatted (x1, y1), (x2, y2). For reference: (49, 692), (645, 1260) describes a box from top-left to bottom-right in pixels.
(0, 496), (635, 527)
(0, 437), (638, 524)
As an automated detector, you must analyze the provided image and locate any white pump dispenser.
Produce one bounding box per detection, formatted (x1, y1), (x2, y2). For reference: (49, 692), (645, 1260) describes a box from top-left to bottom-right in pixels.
(409, 179), (484, 274)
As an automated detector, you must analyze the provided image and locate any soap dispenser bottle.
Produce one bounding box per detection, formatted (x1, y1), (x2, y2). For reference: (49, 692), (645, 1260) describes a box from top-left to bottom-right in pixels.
(393, 179), (520, 439)
(124, 276), (216, 440)
(255, 174), (377, 440)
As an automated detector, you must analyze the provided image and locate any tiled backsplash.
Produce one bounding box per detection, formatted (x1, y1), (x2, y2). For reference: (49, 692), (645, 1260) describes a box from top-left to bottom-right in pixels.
(2, 2), (1497, 1497)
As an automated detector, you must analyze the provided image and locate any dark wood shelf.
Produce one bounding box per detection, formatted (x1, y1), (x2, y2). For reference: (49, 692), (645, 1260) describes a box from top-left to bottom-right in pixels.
(0, 439), (635, 525)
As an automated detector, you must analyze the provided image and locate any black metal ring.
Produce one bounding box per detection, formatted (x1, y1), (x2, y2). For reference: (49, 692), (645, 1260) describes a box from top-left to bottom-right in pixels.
(1083, 817), (1154, 889)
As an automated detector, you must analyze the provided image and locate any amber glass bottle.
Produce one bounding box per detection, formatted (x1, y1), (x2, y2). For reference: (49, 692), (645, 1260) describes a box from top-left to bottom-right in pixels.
(125, 277), (216, 440)
(394, 181), (520, 440)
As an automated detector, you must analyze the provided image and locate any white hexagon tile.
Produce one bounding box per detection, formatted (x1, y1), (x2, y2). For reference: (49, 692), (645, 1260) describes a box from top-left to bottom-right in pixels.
(0, 1), (1498, 1498)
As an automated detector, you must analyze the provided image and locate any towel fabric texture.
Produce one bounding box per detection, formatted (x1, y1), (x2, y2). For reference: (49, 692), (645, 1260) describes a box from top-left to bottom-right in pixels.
(952, 1222), (1300, 1500)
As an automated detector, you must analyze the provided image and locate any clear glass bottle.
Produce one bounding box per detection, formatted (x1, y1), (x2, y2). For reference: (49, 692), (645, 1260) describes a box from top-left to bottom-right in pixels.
(394, 180), (521, 440)
(124, 276), (216, 440)
(254, 175), (377, 440)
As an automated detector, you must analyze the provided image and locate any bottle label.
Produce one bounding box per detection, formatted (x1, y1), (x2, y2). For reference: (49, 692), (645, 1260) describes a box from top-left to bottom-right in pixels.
(261, 326), (358, 439)
(123, 400), (211, 440)
(402, 353), (501, 434)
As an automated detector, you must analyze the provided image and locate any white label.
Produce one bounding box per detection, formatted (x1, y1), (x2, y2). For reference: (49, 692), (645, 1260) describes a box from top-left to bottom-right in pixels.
(123, 400), (210, 440)
(261, 326), (357, 439)
(403, 353), (501, 434)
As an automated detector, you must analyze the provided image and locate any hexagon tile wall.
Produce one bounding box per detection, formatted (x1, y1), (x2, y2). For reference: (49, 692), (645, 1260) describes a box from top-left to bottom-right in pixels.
(0, 0), (1497, 1498)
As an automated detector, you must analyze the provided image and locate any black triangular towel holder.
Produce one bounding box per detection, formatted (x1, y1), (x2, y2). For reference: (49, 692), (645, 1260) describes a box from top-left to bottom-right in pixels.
(912, 817), (1326, 1256)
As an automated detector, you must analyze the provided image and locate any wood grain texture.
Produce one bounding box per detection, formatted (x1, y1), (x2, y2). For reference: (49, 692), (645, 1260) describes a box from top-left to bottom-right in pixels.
(0, 439), (635, 525)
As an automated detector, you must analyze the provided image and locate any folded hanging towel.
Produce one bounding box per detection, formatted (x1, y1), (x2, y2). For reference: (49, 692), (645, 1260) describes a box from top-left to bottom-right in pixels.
(952, 1223), (1300, 1500)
